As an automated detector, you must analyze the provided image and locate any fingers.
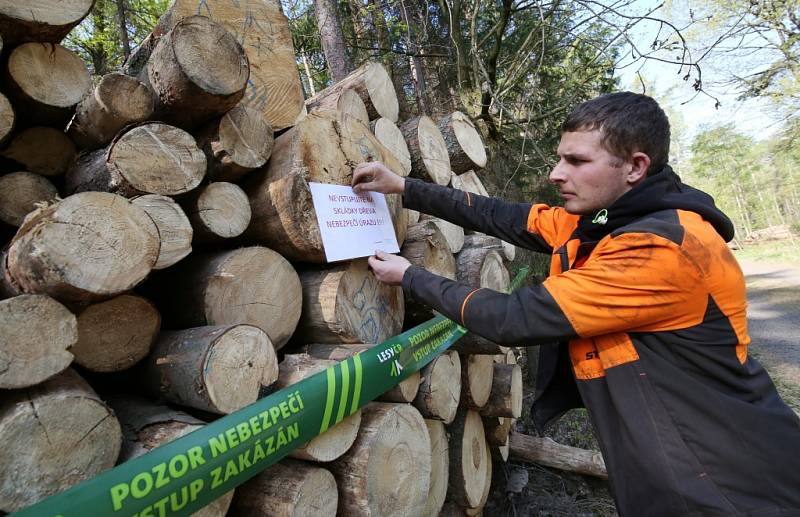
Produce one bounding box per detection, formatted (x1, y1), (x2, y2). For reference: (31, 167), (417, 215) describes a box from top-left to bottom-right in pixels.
(374, 250), (389, 260)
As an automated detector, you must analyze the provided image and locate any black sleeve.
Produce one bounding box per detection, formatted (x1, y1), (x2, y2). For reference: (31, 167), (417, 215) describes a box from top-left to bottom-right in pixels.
(403, 178), (552, 253)
(402, 266), (577, 345)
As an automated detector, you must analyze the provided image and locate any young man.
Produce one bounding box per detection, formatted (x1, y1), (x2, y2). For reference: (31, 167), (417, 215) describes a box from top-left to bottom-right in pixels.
(352, 92), (800, 516)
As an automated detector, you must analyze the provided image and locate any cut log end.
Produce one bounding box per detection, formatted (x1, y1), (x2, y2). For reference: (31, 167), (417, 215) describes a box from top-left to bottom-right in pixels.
(414, 351), (461, 423)
(372, 117), (411, 176)
(130, 195), (193, 270)
(447, 408), (490, 508)
(424, 419), (450, 517)
(402, 115), (451, 185)
(1, 127), (76, 177)
(72, 295), (160, 373)
(0, 294), (76, 389)
(0, 92), (15, 145)
(439, 112), (487, 173)
(0, 172), (59, 227)
(201, 105), (274, 182)
(0, 1), (94, 44)
(187, 182), (251, 241)
(0, 369), (122, 513)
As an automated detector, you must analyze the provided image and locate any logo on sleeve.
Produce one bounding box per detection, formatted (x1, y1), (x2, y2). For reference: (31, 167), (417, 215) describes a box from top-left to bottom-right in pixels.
(592, 209), (608, 225)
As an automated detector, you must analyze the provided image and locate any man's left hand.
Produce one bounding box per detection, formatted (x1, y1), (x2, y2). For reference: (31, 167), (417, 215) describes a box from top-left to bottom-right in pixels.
(368, 250), (411, 286)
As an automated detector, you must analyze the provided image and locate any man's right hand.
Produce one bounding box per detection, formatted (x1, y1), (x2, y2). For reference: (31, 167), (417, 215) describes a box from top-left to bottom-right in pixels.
(352, 161), (405, 195)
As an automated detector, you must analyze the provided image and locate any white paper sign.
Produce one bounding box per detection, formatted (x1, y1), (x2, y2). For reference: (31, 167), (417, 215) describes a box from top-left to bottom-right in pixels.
(309, 182), (400, 262)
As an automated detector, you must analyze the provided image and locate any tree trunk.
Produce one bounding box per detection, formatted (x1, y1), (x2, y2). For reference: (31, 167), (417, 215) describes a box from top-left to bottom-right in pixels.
(0, 0), (94, 45)
(66, 73), (154, 150)
(1, 127), (76, 177)
(330, 402), (431, 516)
(400, 115), (451, 185)
(314, 0), (351, 82)
(306, 61), (398, 122)
(0, 92), (14, 146)
(145, 15), (249, 130)
(420, 214), (465, 253)
(460, 354), (494, 409)
(483, 416), (513, 446)
(0, 294), (76, 389)
(65, 122), (206, 197)
(114, 0), (132, 59)
(509, 433), (608, 479)
(445, 407), (490, 508)
(0, 369), (121, 514)
(71, 295), (160, 373)
(437, 112), (487, 173)
(423, 419), (449, 517)
(306, 88), (369, 126)
(0, 172), (59, 227)
(304, 343), (421, 402)
(478, 364), (522, 418)
(456, 248), (509, 292)
(108, 395), (237, 516)
(294, 259), (404, 345)
(148, 246), (302, 350)
(130, 194), (193, 270)
(6, 192), (159, 304)
(5, 43), (91, 129)
(462, 234), (515, 262)
(276, 354), (361, 462)
(371, 118), (412, 175)
(413, 350), (461, 424)
(182, 182), (252, 242)
(195, 105), (274, 183)
(231, 458), (338, 516)
(241, 111), (407, 262)
(138, 325), (277, 414)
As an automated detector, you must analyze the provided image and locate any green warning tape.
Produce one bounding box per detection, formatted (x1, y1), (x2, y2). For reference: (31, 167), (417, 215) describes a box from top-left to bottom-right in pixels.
(12, 267), (529, 517)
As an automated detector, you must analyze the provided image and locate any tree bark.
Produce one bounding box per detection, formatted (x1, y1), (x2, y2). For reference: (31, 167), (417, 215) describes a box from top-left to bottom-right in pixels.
(0, 294), (76, 389)
(306, 61), (399, 122)
(402, 220), (457, 324)
(5, 43), (92, 129)
(6, 192), (159, 304)
(146, 15), (249, 130)
(413, 350), (461, 424)
(147, 246), (302, 350)
(241, 111), (407, 262)
(314, 0), (352, 82)
(294, 259), (404, 345)
(130, 194), (193, 270)
(231, 458), (338, 516)
(438, 112), (487, 173)
(0, 172), (59, 227)
(65, 122), (206, 197)
(306, 88), (369, 126)
(509, 433), (608, 479)
(478, 364), (522, 418)
(0, 369), (121, 514)
(330, 402), (431, 516)
(182, 182), (252, 242)
(304, 343), (421, 402)
(456, 248), (509, 292)
(67, 73), (154, 150)
(423, 419), (450, 517)
(445, 407), (490, 508)
(1, 127), (76, 177)
(138, 325), (277, 414)
(400, 115), (451, 185)
(195, 106), (274, 183)
(0, 0), (95, 45)
(71, 295), (160, 373)
(276, 354), (361, 462)
(462, 234), (515, 262)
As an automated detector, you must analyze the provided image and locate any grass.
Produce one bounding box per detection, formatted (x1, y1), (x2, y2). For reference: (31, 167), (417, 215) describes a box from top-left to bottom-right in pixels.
(733, 239), (800, 265)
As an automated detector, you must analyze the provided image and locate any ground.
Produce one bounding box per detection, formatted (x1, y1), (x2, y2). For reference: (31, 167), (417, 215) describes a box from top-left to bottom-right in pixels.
(485, 249), (800, 516)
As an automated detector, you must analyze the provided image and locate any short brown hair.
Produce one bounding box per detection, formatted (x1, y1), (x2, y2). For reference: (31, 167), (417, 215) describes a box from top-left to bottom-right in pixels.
(562, 92), (670, 175)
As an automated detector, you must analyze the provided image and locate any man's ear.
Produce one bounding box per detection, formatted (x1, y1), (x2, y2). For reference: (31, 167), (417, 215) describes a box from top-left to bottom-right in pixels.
(627, 152), (651, 185)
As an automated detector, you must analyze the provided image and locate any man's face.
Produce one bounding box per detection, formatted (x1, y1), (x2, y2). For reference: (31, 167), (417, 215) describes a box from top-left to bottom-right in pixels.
(549, 130), (633, 215)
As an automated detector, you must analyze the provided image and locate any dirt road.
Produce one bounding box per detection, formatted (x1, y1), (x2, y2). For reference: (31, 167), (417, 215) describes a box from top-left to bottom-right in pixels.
(739, 259), (800, 412)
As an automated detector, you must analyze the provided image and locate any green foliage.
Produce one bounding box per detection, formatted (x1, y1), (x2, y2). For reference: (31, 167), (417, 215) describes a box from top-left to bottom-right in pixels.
(64, 0), (168, 76)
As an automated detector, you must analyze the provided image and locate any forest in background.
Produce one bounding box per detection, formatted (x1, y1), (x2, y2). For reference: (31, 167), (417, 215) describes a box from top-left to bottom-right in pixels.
(66, 0), (800, 245)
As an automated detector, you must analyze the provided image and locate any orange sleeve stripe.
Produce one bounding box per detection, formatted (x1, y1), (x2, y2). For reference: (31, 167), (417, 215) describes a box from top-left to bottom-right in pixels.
(460, 288), (482, 325)
(465, 192), (472, 207)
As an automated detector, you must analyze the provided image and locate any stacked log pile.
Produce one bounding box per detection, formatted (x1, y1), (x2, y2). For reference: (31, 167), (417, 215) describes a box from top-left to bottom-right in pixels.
(0, 1), (527, 515)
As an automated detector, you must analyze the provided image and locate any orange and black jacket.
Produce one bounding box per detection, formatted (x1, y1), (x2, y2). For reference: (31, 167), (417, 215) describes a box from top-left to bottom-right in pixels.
(401, 168), (800, 516)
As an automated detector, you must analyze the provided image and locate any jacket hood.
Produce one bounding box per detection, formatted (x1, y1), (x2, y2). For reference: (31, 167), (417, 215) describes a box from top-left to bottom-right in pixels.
(576, 165), (736, 243)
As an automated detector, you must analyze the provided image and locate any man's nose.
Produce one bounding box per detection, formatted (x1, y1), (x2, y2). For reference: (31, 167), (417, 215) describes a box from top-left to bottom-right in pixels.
(549, 161), (566, 183)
